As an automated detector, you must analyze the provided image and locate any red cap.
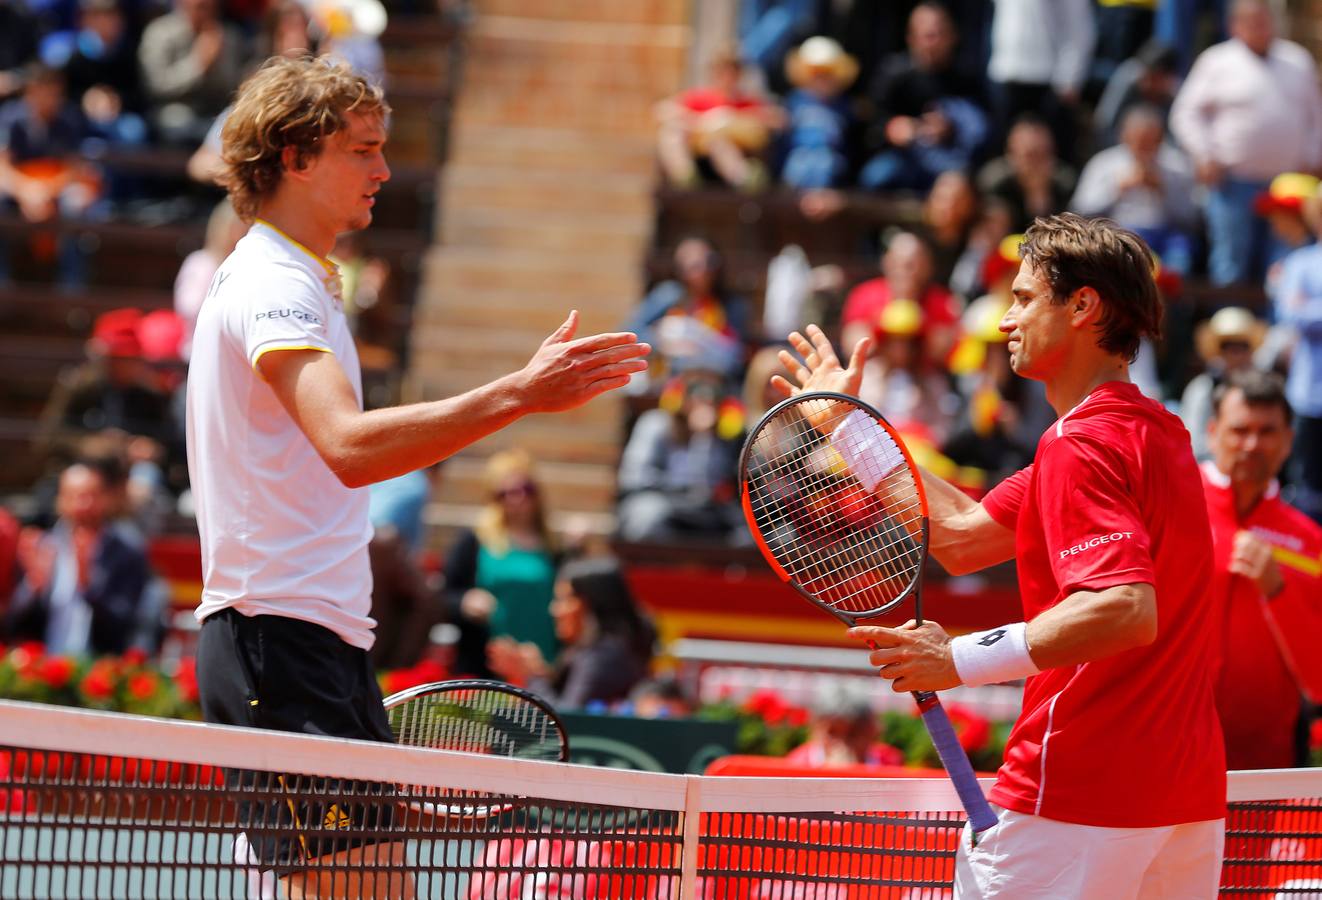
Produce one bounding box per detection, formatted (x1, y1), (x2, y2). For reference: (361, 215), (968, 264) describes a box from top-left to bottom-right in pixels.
(136, 309), (184, 362)
(91, 308), (143, 358)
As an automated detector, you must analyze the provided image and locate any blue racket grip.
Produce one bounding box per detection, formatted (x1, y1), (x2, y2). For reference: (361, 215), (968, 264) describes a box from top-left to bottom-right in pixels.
(914, 691), (999, 834)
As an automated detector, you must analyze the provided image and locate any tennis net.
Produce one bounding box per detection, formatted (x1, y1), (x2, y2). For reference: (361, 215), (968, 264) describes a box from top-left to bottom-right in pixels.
(0, 700), (1319, 899)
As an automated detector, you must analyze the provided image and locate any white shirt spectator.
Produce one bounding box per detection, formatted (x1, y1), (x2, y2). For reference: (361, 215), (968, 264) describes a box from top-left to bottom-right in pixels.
(1070, 142), (1198, 231)
(987, 0), (1096, 95)
(1170, 37), (1322, 181)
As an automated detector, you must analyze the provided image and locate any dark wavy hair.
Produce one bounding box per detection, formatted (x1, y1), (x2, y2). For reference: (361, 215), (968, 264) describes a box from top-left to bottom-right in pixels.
(560, 556), (656, 660)
(1019, 213), (1163, 362)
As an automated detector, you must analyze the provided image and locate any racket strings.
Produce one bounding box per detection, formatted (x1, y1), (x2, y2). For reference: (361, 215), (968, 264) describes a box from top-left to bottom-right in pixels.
(744, 397), (926, 615)
(389, 690), (562, 762)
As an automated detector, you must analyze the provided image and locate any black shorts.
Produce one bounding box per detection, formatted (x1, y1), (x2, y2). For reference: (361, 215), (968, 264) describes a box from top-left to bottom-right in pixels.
(197, 608), (397, 870)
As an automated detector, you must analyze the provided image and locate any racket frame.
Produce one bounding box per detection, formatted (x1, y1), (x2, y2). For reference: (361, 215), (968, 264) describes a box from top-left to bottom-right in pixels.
(383, 678), (570, 821)
(738, 390), (999, 835)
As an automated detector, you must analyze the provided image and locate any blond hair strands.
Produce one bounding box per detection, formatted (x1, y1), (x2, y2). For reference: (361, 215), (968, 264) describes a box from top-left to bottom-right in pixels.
(219, 55), (389, 222)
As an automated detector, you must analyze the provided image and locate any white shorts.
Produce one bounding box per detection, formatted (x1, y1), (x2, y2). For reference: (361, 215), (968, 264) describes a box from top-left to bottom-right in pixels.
(953, 805), (1225, 900)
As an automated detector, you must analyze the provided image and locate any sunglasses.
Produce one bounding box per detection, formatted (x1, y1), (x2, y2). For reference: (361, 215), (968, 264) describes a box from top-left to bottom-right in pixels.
(495, 482), (537, 501)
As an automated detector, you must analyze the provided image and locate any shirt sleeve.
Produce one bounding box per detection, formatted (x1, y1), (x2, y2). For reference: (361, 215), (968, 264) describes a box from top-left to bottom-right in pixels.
(982, 465), (1032, 529)
(1038, 436), (1155, 595)
(239, 264), (334, 368)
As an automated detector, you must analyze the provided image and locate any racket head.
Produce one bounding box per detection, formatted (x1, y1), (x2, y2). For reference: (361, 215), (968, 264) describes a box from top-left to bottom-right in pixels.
(738, 391), (931, 623)
(383, 679), (569, 820)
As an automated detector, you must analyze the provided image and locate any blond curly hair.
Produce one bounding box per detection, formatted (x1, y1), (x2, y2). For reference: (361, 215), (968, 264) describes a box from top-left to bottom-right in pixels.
(219, 55), (389, 222)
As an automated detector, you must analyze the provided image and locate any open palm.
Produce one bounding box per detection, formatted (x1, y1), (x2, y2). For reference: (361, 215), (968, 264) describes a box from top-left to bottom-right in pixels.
(771, 324), (870, 400)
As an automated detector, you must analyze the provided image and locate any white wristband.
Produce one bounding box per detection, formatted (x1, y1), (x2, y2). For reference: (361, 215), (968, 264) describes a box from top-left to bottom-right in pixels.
(950, 622), (1039, 687)
(829, 408), (900, 492)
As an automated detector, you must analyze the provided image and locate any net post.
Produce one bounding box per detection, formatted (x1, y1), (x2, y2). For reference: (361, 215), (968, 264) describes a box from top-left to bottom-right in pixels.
(679, 774), (702, 900)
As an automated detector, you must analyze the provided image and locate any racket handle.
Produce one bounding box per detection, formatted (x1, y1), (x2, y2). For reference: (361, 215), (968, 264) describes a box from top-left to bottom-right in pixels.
(913, 690), (999, 834)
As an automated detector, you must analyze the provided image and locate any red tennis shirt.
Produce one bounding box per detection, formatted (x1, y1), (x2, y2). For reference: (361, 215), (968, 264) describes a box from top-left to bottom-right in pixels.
(981, 381), (1226, 827)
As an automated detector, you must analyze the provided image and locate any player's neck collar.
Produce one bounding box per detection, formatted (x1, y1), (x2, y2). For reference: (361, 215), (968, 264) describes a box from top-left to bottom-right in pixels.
(253, 218), (338, 276)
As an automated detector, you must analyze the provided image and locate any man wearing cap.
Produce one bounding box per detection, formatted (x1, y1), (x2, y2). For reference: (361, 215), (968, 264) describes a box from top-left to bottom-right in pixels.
(1170, 0), (1322, 285)
(1179, 307), (1265, 460)
(841, 231), (961, 366)
(1201, 369), (1322, 768)
(1273, 184), (1322, 524)
(1070, 104), (1196, 274)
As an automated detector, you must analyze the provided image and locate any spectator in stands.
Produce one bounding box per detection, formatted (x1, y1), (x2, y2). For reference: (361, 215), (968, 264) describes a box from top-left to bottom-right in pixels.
(627, 237), (753, 391)
(855, 297), (959, 448)
(944, 247), (1053, 485)
(736, 0), (816, 95)
(41, 308), (173, 449)
(1255, 173), (1320, 300)
(311, 0), (386, 88)
(777, 37), (855, 191)
(786, 692), (901, 768)
(138, 0), (247, 144)
(174, 199), (244, 359)
(0, 64), (97, 286)
(1181, 307), (1265, 461)
(1089, 0), (1157, 96)
(840, 231), (961, 368)
(1070, 104), (1197, 275)
(920, 169), (979, 287)
(366, 512), (440, 671)
(985, 0), (1095, 162)
(1093, 38), (1182, 148)
(1274, 187), (1322, 524)
(0, 505), (17, 614)
(256, 0), (322, 61)
(616, 369), (744, 544)
(976, 116), (1077, 232)
(0, 1), (38, 102)
(1202, 370), (1322, 769)
(654, 46), (781, 192)
(858, 2), (989, 192)
(42, 0), (144, 125)
(1156, 0), (1227, 74)
(443, 449), (560, 679)
(1169, 0), (1322, 287)
(5, 458), (158, 655)
(626, 675), (696, 719)
(369, 462), (441, 560)
(948, 195), (1015, 301)
(488, 555), (656, 711)
(185, 1), (323, 185)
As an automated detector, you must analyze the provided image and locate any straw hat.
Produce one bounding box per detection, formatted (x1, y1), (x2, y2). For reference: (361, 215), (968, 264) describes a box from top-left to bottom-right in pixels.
(786, 36), (859, 91)
(1194, 307), (1265, 363)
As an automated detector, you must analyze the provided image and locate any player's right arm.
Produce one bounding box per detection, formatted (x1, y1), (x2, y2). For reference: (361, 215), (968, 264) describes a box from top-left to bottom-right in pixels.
(257, 310), (648, 488)
(921, 471), (1016, 575)
(775, 325), (1016, 575)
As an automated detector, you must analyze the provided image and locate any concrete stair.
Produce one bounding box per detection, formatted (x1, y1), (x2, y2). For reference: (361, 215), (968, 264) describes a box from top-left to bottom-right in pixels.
(407, 0), (687, 543)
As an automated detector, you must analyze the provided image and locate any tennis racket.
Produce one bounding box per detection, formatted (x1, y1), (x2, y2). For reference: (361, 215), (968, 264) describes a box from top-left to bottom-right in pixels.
(383, 679), (569, 818)
(738, 390), (998, 834)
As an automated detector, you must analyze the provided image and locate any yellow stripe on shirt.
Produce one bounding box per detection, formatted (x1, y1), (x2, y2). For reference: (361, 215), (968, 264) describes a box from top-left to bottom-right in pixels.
(1272, 546), (1322, 578)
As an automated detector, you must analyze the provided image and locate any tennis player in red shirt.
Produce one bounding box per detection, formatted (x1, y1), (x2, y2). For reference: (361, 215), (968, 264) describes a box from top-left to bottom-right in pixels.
(776, 213), (1226, 898)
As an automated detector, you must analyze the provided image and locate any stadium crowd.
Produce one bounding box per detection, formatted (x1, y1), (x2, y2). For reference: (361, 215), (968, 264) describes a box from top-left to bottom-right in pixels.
(0, 0), (1319, 778)
(626, 0), (1322, 547)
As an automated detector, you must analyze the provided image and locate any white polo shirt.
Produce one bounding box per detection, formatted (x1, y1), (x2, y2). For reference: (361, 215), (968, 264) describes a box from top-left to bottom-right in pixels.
(185, 220), (375, 649)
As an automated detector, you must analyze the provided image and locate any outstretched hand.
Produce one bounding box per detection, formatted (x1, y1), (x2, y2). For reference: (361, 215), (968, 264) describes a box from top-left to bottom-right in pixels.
(771, 324), (870, 401)
(517, 310), (651, 413)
